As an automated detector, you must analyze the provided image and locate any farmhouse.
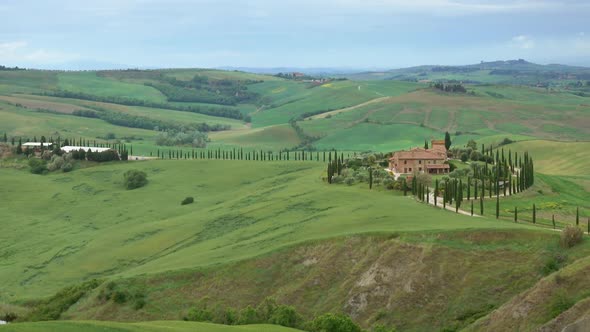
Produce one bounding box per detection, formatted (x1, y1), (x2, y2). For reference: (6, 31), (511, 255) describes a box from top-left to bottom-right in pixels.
(389, 140), (449, 174)
(60, 146), (113, 153)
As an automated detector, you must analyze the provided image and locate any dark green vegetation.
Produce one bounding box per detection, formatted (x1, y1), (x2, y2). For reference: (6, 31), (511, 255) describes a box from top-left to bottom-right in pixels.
(1, 63), (590, 331)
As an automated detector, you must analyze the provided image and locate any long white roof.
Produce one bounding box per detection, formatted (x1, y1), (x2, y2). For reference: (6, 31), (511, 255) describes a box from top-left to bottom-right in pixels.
(22, 142), (53, 147)
(61, 146), (113, 153)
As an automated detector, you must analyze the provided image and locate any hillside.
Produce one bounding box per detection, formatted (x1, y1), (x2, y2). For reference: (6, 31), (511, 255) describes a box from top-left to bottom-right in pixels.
(0, 321), (302, 332)
(2, 68), (589, 155)
(1, 66), (590, 331)
(347, 59), (590, 86)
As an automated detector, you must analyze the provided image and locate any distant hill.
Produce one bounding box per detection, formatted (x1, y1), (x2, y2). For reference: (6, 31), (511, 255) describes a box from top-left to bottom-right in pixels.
(346, 59), (590, 86)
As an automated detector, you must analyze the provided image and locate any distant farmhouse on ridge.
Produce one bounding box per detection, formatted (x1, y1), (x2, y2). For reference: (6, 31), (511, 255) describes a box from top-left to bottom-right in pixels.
(389, 139), (449, 175)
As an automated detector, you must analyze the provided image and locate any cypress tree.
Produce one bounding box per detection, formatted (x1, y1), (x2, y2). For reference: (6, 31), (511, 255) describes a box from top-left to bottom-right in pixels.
(470, 201), (474, 216)
(434, 179), (439, 207)
(369, 167), (373, 190)
(474, 180), (478, 200)
(426, 186), (429, 204)
(576, 207), (579, 226)
(480, 195), (484, 215)
(514, 207), (518, 223)
(444, 131), (451, 150)
(403, 179), (408, 196)
(467, 177), (471, 200)
(11, 136), (15, 146)
(553, 215), (556, 229)
(2, 132), (6, 143)
(532, 204), (536, 224)
(495, 194), (500, 219)
(424, 139), (428, 149)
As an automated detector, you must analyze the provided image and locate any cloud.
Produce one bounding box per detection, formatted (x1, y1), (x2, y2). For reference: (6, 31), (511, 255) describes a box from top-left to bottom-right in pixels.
(0, 40), (80, 66)
(511, 35), (535, 49)
(0, 41), (28, 56)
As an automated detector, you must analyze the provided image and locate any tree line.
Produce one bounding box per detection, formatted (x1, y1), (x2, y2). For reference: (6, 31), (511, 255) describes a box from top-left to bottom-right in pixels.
(72, 108), (229, 133)
(37, 90), (250, 121)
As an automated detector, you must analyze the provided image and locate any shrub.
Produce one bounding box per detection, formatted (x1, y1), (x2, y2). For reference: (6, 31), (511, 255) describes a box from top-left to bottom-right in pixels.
(269, 305), (303, 328)
(2, 312), (17, 322)
(28, 158), (47, 174)
(62, 162), (73, 172)
(47, 155), (64, 171)
(123, 170), (148, 190)
(181, 197), (194, 205)
(460, 152), (469, 162)
(344, 177), (355, 186)
(185, 306), (213, 322)
(24, 279), (101, 321)
(560, 225), (583, 248)
(112, 291), (127, 304)
(238, 305), (260, 325)
(310, 313), (362, 332)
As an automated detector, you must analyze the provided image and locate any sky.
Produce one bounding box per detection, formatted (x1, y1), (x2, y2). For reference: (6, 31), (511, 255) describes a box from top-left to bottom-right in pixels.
(1, 0), (590, 70)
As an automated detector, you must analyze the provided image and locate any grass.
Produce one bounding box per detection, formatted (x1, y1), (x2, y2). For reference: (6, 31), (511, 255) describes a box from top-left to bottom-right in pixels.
(57, 72), (167, 103)
(504, 140), (590, 176)
(0, 159), (533, 301)
(0, 321), (302, 332)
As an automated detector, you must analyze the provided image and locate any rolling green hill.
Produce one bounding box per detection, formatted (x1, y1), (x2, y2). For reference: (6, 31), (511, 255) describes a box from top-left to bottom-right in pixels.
(1, 66), (590, 331)
(0, 160), (531, 301)
(0, 321), (302, 332)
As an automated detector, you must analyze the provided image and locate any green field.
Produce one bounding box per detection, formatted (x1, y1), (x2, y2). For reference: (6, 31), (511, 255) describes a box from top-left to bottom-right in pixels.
(57, 72), (167, 103)
(0, 159), (535, 301)
(1, 67), (590, 331)
(0, 321), (301, 332)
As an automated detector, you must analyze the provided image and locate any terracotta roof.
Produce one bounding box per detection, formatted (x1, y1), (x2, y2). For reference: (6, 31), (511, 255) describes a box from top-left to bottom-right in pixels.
(389, 148), (446, 160)
(425, 164), (450, 169)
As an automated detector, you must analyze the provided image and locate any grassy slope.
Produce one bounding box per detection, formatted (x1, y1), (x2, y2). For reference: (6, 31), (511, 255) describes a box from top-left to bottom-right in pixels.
(298, 88), (589, 152)
(0, 160), (532, 301)
(0, 321), (300, 332)
(479, 140), (590, 224)
(251, 80), (420, 127)
(64, 231), (590, 332)
(57, 72), (167, 103)
(464, 256), (590, 332)
(2, 70), (589, 152)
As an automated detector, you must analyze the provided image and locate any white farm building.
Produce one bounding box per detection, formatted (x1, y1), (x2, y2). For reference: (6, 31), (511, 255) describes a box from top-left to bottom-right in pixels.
(60, 146), (113, 153)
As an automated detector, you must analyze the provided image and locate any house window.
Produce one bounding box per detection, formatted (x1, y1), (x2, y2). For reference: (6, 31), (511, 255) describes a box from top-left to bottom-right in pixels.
(419, 167), (422, 172)
(419, 160), (422, 164)
(409, 168), (412, 172)
(404, 160), (407, 164)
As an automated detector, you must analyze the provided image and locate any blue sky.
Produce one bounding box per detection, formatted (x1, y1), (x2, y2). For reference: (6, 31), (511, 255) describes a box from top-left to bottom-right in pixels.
(1, 0), (589, 69)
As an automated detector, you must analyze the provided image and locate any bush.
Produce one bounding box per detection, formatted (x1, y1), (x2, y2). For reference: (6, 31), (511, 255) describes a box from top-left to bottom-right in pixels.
(2, 312), (17, 322)
(47, 155), (64, 171)
(62, 162), (73, 172)
(185, 306), (213, 322)
(310, 313), (362, 332)
(112, 291), (127, 304)
(24, 279), (101, 321)
(238, 305), (260, 325)
(181, 197), (194, 205)
(28, 158), (47, 174)
(123, 170), (148, 190)
(560, 225), (583, 248)
(269, 305), (303, 328)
